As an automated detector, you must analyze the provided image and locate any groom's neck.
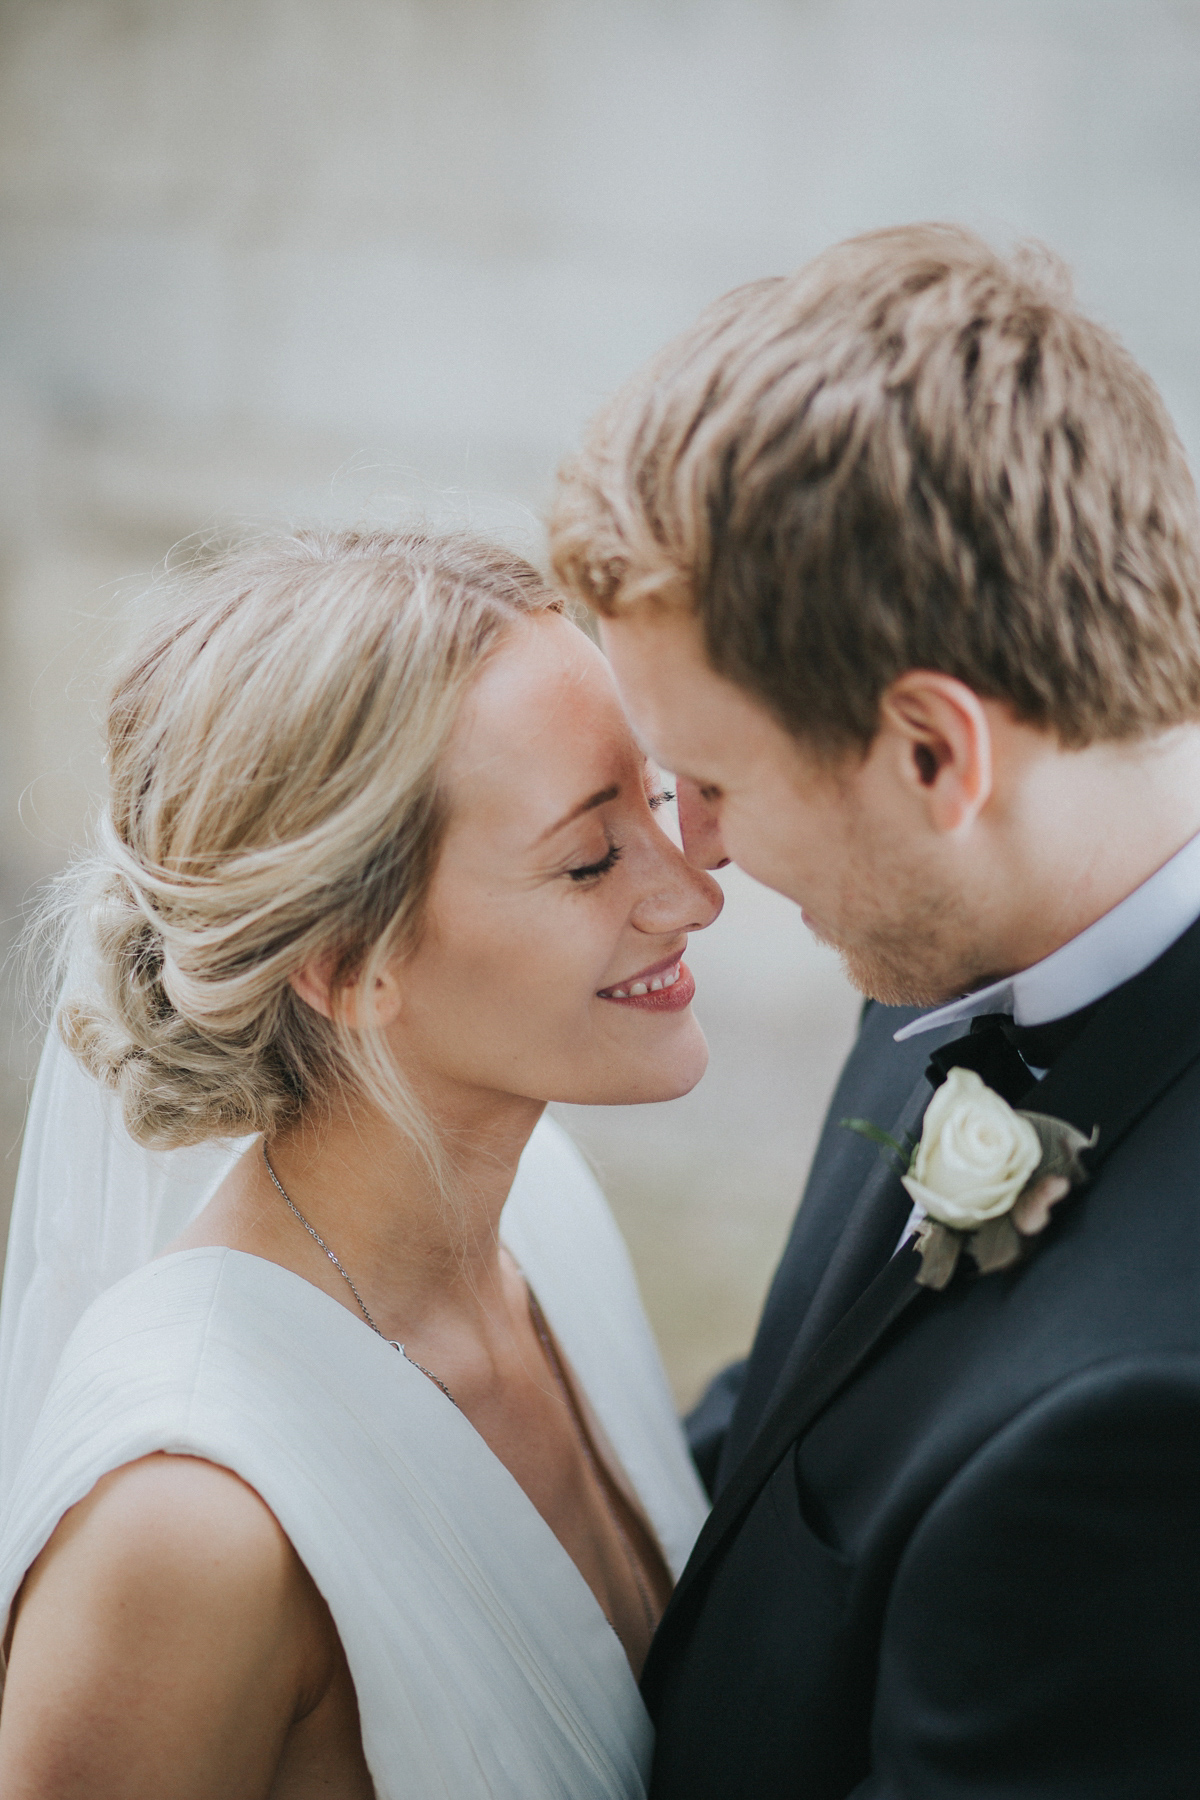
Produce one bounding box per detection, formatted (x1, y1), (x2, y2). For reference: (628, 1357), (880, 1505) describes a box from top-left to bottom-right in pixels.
(976, 721), (1200, 978)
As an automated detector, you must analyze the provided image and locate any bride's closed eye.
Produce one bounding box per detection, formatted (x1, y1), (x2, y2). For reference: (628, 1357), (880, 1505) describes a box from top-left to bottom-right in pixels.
(566, 790), (676, 885)
(567, 842), (623, 884)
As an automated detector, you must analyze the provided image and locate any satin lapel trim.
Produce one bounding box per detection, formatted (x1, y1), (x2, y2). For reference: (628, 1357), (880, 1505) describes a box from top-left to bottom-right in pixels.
(755, 1071), (930, 1423)
(642, 1244), (924, 1711)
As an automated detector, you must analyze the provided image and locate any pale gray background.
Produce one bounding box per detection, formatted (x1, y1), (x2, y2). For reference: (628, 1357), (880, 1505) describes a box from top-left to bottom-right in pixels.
(3, 0), (1198, 1402)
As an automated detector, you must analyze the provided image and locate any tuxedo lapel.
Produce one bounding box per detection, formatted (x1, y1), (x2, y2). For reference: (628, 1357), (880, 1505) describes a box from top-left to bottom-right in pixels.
(645, 1075), (934, 1707)
(711, 1003), (939, 1489)
(1018, 909), (1200, 1172)
(643, 1241), (924, 1710)
(756, 1073), (930, 1420)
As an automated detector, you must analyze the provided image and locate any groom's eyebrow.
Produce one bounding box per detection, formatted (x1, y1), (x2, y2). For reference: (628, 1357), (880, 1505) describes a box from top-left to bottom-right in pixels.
(537, 785), (620, 842)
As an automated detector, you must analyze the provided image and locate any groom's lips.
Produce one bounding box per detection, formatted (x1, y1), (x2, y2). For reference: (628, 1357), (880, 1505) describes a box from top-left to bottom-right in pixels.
(597, 950), (695, 1012)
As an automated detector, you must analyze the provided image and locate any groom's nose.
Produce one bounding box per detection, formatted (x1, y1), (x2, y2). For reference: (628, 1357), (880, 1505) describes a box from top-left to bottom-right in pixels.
(676, 778), (731, 869)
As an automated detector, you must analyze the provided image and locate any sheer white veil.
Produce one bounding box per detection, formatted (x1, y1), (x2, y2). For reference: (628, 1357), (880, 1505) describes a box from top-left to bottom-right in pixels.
(0, 1028), (247, 1505)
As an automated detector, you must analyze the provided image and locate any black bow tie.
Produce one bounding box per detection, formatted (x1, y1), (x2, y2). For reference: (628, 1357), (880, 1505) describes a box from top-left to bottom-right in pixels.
(926, 999), (1103, 1106)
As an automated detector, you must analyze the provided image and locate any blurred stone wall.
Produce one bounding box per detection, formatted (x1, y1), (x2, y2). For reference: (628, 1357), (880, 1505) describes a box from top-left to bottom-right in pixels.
(3, 0), (1200, 1402)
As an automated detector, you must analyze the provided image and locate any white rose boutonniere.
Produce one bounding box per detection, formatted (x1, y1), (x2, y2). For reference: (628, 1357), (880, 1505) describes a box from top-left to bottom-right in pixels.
(843, 1066), (1098, 1290)
(904, 1067), (1041, 1227)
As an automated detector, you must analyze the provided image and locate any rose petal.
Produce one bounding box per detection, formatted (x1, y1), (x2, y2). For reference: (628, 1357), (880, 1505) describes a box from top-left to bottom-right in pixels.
(1011, 1173), (1072, 1236)
(908, 1069), (1043, 1227)
(902, 1171), (1034, 1229)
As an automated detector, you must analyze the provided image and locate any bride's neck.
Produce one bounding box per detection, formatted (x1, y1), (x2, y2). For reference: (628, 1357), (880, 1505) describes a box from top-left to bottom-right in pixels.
(178, 1082), (546, 1340)
(258, 1085), (546, 1319)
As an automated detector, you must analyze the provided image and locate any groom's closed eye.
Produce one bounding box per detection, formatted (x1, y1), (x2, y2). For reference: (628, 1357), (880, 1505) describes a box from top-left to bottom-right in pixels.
(674, 779), (730, 871)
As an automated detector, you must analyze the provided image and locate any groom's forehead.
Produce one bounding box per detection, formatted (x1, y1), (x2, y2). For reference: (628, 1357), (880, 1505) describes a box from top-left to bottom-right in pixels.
(600, 608), (805, 777)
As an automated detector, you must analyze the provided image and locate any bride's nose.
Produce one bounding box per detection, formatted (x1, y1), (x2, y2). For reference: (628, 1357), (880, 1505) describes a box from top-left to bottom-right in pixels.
(629, 844), (724, 935)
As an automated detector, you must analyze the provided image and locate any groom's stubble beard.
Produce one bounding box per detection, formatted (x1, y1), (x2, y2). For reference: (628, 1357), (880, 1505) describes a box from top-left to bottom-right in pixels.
(836, 911), (987, 1008)
(813, 821), (999, 1009)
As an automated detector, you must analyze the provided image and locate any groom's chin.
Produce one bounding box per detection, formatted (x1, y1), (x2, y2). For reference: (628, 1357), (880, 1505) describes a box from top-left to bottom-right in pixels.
(836, 942), (973, 1011)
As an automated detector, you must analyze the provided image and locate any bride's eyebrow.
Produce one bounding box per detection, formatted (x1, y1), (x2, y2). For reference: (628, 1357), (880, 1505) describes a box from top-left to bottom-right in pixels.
(536, 784), (619, 843)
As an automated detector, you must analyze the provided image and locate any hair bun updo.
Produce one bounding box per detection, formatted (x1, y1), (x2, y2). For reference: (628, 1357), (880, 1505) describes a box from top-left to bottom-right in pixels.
(53, 528), (562, 1153)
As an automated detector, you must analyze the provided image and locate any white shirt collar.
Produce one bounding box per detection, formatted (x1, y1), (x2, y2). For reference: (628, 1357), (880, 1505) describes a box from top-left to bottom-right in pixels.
(894, 827), (1200, 1044)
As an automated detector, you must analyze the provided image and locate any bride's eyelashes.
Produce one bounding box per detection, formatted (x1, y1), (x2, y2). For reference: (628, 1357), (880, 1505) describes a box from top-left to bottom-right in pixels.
(563, 790), (674, 885)
(567, 842), (624, 884)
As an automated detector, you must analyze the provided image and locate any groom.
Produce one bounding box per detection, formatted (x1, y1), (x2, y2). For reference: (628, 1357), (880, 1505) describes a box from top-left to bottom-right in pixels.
(550, 225), (1200, 1796)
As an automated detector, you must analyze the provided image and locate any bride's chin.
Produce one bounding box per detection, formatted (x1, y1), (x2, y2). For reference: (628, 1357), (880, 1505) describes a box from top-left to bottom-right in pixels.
(619, 1032), (710, 1106)
(542, 1019), (710, 1107)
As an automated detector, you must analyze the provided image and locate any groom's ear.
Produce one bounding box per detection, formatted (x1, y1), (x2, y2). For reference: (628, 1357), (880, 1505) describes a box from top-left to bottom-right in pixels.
(878, 671), (994, 833)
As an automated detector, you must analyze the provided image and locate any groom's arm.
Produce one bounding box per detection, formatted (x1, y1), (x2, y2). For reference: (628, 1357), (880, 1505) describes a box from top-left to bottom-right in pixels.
(849, 1359), (1200, 1797)
(684, 1361), (748, 1497)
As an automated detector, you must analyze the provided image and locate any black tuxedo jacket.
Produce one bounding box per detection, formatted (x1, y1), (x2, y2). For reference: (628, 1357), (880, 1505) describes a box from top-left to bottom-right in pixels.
(646, 918), (1200, 1799)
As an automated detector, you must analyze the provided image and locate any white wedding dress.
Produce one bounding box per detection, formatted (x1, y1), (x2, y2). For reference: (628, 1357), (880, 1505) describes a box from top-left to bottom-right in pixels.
(0, 1036), (708, 1799)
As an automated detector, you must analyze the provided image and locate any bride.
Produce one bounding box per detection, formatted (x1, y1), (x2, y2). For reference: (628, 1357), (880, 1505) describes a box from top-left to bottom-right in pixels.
(0, 529), (723, 1798)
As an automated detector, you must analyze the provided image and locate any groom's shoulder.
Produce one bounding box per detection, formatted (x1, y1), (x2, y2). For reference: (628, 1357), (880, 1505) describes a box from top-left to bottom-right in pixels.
(834, 998), (950, 1110)
(855, 997), (927, 1048)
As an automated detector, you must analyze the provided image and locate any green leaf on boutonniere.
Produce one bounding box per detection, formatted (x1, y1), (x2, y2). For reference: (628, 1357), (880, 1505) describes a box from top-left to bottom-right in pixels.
(912, 1218), (962, 1288)
(968, 1211), (1025, 1274)
(1017, 1113), (1098, 1190)
(839, 1118), (915, 1176)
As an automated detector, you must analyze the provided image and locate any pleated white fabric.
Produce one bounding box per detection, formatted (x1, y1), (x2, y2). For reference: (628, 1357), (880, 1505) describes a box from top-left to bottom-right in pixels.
(0, 1111), (707, 1798)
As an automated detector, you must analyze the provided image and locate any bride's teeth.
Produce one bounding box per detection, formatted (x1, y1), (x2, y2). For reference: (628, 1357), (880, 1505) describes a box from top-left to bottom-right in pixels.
(605, 962), (682, 999)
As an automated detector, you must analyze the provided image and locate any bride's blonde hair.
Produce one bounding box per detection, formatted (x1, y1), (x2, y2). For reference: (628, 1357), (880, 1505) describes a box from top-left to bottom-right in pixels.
(54, 528), (562, 1159)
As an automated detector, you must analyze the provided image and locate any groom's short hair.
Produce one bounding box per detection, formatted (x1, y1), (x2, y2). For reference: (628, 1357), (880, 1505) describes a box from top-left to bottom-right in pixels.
(550, 223), (1200, 752)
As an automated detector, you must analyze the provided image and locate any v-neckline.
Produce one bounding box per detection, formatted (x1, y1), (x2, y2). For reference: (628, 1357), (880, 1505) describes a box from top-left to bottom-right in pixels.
(151, 1243), (660, 1699)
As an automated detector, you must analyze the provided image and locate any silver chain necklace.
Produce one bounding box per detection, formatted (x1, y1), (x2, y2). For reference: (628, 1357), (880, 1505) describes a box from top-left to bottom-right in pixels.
(262, 1144), (457, 1407)
(263, 1152), (657, 1641)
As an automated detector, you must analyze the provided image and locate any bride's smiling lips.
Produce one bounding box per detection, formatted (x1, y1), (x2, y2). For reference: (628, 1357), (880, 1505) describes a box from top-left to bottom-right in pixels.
(597, 949), (696, 1011)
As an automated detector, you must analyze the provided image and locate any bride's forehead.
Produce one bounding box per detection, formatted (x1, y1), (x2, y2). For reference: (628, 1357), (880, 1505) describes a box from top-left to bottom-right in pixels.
(453, 619), (624, 762)
(438, 641), (639, 837)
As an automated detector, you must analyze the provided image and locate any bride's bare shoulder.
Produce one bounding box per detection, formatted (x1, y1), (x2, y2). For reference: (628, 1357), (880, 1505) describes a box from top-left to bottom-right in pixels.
(23, 1452), (308, 1605)
(0, 1454), (337, 1795)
